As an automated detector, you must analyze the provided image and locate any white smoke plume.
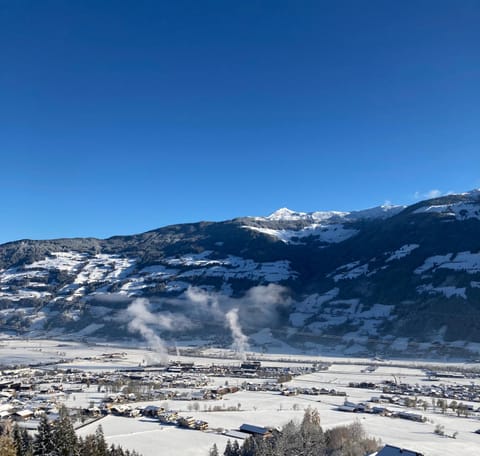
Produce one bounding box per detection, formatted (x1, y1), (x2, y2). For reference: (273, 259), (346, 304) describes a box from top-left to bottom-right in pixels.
(225, 308), (249, 360)
(240, 284), (291, 327)
(179, 284), (290, 355)
(121, 285), (290, 360)
(182, 284), (291, 328)
(125, 298), (192, 365)
(184, 286), (222, 319)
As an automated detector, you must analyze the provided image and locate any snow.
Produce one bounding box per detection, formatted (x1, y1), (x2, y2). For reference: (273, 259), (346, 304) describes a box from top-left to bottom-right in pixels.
(72, 254), (135, 285)
(415, 251), (480, 275)
(289, 312), (313, 327)
(25, 251), (86, 272)
(358, 304), (394, 319)
(0, 252), (138, 302)
(333, 263), (369, 281)
(176, 256), (295, 282)
(0, 288), (51, 301)
(306, 299), (360, 333)
(165, 251), (220, 267)
(417, 284), (467, 299)
(385, 244), (419, 262)
(413, 201), (480, 220)
(246, 204), (404, 245)
(290, 290), (341, 327)
(334, 261), (361, 272)
(301, 301), (394, 338)
(66, 286), (86, 301)
(330, 260), (385, 282)
(247, 328), (298, 353)
(0, 268), (48, 283)
(0, 249), (296, 303)
(266, 207), (314, 221)
(415, 254), (453, 274)
(72, 349), (480, 456)
(262, 205), (404, 222)
(78, 416), (233, 456)
(119, 277), (150, 294)
(345, 205), (405, 220)
(164, 281), (190, 292)
(244, 224), (359, 245)
(76, 323), (104, 336)
(298, 289), (339, 313)
(243, 226), (295, 243)
(139, 265), (178, 278)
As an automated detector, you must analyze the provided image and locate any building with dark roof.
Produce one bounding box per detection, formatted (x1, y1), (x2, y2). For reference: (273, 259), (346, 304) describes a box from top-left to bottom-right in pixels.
(376, 444), (424, 456)
(239, 423), (270, 436)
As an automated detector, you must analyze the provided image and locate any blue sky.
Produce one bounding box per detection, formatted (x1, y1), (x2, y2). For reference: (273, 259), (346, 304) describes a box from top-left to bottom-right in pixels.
(1, 1), (479, 243)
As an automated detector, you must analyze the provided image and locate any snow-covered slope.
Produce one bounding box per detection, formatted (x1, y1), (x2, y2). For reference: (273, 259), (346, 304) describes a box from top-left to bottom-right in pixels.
(261, 204), (404, 223)
(243, 204), (405, 244)
(1, 190), (480, 359)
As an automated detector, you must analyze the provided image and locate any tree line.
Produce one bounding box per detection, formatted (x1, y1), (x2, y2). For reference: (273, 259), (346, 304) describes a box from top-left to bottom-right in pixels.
(209, 408), (380, 456)
(0, 406), (142, 456)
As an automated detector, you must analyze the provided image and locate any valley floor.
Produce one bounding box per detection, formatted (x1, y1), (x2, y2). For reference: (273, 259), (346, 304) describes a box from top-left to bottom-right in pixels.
(1, 337), (480, 455)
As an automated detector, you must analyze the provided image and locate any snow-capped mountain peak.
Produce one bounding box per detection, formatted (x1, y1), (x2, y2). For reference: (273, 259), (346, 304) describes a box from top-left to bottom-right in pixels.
(266, 207), (308, 221)
(463, 188), (480, 199)
(262, 204), (404, 223)
(345, 204), (405, 220)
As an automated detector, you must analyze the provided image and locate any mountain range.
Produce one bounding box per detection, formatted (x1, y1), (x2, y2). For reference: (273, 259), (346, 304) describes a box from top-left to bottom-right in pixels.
(1, 190), (480, 359)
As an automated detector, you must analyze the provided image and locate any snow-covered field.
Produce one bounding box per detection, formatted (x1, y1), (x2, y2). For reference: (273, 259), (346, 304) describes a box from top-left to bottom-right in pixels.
(1, 337), (480, 455)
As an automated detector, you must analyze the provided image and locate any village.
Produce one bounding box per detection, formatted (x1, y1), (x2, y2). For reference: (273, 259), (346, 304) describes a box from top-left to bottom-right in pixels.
(0, 354), (329, 427)
(1, 339), (480, 455)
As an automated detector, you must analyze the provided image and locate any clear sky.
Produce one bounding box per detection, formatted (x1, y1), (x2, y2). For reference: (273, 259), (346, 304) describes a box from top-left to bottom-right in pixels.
(1, 1), (479, 243)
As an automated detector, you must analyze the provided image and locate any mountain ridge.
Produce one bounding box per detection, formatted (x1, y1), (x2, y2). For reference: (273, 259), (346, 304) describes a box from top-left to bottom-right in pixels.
(1, 190), (480, 359)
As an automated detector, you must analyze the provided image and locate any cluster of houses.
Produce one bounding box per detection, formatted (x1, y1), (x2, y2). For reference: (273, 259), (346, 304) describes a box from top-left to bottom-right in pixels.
(281, 386), (347, 397)
(0, 367), (85, 424)
(0, 358), (323, 431)
(98, 383), (241, 409)
(381, 379), (480, 403)
(0, 361), (241, 429)
(82, 403), (210, 431)
(348, 375), (480, 407)
(338, 399), (426, 422)
(240, 381), (346, 397)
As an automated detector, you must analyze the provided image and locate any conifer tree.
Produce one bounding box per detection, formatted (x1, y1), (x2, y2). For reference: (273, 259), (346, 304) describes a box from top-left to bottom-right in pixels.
(33, 414), (55, 456)
(209, 443), (219, 456)
(53, 406), (79, 456)
(94, 426), (108, 456)
(299, 407), (325, 455)
(13, 425), (33, 456)
(231, 440), (241, 456)
(223, 440), (233, 456)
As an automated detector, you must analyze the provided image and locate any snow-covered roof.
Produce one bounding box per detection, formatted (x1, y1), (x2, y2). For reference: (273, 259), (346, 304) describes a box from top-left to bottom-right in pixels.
(376, 444), (424, 456)
(239, 423), (269, 435)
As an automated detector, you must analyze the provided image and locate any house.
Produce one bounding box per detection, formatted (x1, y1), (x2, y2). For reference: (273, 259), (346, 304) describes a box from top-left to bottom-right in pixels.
(194, 420), (208, 431)
(224, 430), (250, 440)
(158, 411), (179, 424)
(12, 409), (34, 421)
(142, 405), (164, 417)
(376, 444), (424, 456)
(338, 404), (359, 413)
(239, 423), (271, 437)
(241, 361), (261, 371)
(177, 416), (195, 428)
(396, 411), (426, 422)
